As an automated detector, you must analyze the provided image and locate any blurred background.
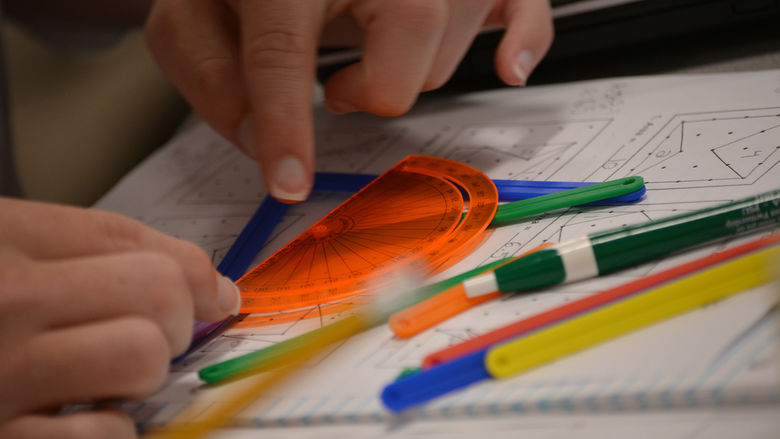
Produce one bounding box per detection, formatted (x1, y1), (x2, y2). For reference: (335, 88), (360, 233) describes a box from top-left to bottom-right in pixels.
(5, 0), (780, 206)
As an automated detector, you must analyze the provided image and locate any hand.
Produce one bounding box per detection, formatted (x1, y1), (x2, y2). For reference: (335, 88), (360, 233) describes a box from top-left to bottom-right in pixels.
(145, 0), (553, 202)
(0, 198), (241, 438)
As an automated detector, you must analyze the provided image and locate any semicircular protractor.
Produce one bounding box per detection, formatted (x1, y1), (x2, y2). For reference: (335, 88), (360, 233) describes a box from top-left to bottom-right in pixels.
(238, 155), (498, 313)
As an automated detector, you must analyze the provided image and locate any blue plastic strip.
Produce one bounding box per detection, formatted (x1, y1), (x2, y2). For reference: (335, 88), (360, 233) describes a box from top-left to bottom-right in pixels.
(381, 349), (491, 413)
(182, 172), (645, 360)
(218, 195), (289, 281)
(180, 195), (289, 360)
(314, 173), (645, 204)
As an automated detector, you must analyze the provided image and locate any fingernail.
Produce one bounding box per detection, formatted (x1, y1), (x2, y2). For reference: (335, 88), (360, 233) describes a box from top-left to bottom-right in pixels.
(269, 155), (309, 203)
(513, 50), (535, 86)
(217, 275), (242, 316)
(325, 100), (358, 115)
(237, 116), (257, 159)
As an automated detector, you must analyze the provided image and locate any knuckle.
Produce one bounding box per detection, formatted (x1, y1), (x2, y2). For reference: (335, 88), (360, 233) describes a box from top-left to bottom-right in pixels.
(117, 319), (170, 399)
(177, 240), (212, 270)
(132, 252), (190, 316)
(191, 55), (240, 93)
(362, 89), (415, 117)
(175, 240), (216, 292)
(396, 0), (448, 32)
(93, 211), (146, 251)
(244, 27), (309, 72)
(0, 258), (37, 315)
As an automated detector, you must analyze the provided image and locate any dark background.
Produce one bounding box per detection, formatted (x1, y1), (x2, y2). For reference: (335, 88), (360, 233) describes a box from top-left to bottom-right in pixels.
(318, 0), (780, 92)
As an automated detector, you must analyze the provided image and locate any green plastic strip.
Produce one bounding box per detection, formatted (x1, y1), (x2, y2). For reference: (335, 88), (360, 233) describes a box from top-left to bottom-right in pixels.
(491, 176), (644, 226)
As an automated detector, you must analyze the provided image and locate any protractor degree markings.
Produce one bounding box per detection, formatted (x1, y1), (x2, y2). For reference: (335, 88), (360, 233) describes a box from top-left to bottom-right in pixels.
(240, 238), (312, 289)
(338, 231), (428, 254)
(355, 210), (458, 228)
(353, 183), (423, 206)
(350, 226), (450, 236)
(330, 234), (405, 270)
(358, 178), (453, 203)
(355, 194), (453, 213)
(327, 238), (364, 274)
(306, 241), (327, 284)
(319, 240), (333, 284)
(344, 190), (451, 218)
(353, 214), (454, 229)
(349, 220), (457, 237)
(338, 201), (449, 225)
(339, 173), (414, 203)
(333, 232), (417, 254)
(280, 241), (321, 287)
(347, 228), (449, 244)
(330, 234), (403, 263)
(360, 175), (449, 204)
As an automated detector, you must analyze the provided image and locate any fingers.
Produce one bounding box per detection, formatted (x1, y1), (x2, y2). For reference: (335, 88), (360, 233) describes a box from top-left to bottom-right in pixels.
(0, 410), (135, 439)
(492, 0), (554, 86)
(0, 198), (240, 322)
(9, 252), (195, 353)
(2, 318), (170, 418)
(238, 0), (327, 203)
(145, 0), (247, 147)
(421, 0), (495, 91)
(323, 0), (448, 116)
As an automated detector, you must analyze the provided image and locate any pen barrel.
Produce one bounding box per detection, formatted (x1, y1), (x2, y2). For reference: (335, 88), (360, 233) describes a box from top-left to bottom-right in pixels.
(590, 189), (780, 274)
(493, 249), (566, 292)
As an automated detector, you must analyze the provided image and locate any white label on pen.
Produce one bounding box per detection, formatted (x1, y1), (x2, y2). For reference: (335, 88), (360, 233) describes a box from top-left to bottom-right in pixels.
(556, 236), (598, 282)
(463, 273), (500, 298)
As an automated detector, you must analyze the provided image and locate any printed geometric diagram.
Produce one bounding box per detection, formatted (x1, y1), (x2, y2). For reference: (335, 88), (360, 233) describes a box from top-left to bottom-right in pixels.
(179, 149), (266, 205)
(439, 120), (611, 181)
(148, 215), (250, 265)
(315, 127), (406, 173)
(608, 109), (780, 188)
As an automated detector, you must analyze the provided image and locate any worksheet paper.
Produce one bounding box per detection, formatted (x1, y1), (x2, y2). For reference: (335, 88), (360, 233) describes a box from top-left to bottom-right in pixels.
(95, 70), (780, 432)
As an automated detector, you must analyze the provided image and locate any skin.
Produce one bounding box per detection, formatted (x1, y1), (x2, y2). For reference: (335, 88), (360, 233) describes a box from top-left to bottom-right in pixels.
(145, 0), (554, 202)
(1, 1), (553, 437)
(0, 199), (240, 438)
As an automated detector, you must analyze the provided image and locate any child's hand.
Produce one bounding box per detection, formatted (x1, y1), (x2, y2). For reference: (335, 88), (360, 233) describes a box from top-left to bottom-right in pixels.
(145, 0), (553, 202)
(0, 198), (240, 438)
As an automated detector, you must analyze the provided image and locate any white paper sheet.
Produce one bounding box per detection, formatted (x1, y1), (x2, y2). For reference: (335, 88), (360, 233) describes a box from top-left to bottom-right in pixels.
(94, 70), (780, 433)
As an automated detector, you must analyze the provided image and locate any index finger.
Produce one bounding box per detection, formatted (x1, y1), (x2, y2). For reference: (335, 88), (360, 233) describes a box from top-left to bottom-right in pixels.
(0, 198), (240, 321)
(239, 0), (327, 203)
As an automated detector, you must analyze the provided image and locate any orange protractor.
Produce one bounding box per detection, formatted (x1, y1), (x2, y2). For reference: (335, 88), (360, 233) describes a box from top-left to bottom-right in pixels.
(238, 155), (498, 313)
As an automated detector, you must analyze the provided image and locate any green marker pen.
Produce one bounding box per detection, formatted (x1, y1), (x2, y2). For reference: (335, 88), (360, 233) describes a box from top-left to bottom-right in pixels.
(463, 188), (780, 297)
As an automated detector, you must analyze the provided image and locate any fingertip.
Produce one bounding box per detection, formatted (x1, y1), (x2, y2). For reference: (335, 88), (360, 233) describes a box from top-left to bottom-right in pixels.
(325, 63), (418, 117)
(324, 99), (359, 115)
(217, 275), (242, 316)
(505, 49), (535, 86)
(495, 0), (554, 86)
(235, 116), (312, 203)
(266, 155), (312, 203)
